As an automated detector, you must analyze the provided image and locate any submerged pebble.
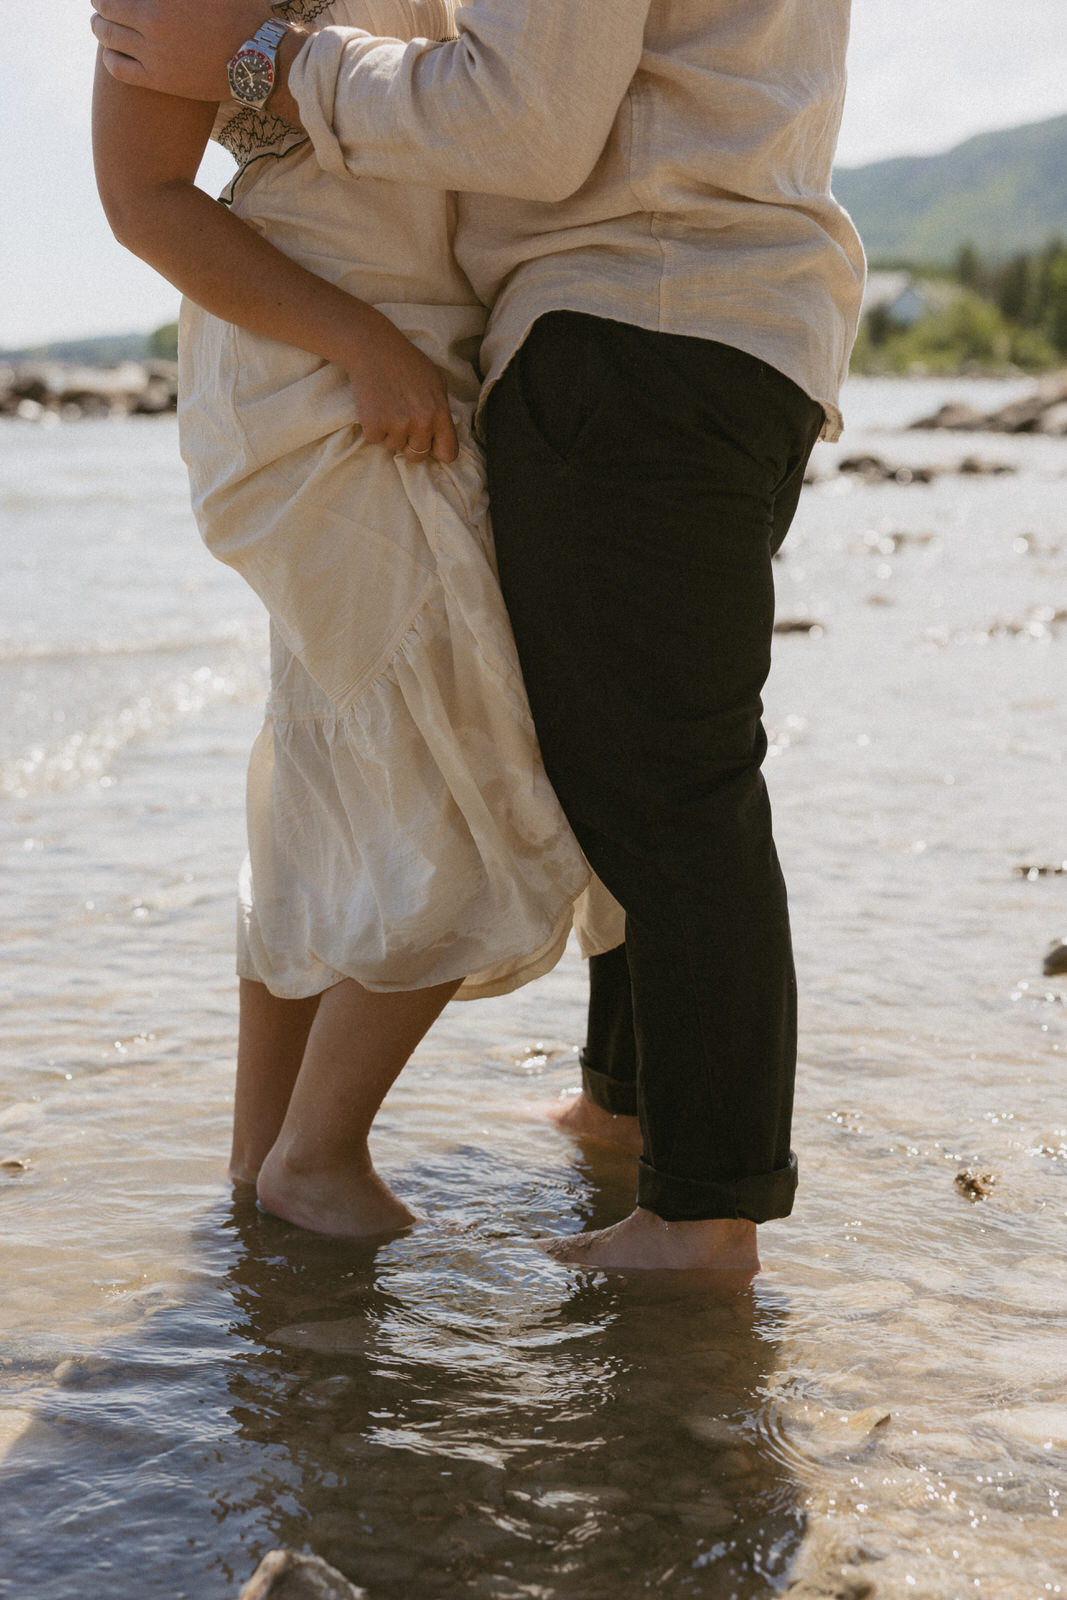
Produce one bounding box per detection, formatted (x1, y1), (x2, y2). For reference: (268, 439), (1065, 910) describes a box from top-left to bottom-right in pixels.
(238, 1550), (367, 1600)
(267, 1318), (371, 1356)
(297, 1376), (355, 1410)
(52, 1355), (127, 1390)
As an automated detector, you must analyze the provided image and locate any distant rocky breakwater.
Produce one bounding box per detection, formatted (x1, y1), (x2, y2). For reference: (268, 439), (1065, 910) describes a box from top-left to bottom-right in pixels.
(0, 359), (178, 421)
(910, 369), (1067, 434)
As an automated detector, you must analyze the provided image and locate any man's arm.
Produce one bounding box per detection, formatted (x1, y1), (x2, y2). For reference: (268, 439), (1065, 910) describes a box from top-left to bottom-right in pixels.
(92, 52), (457, 460)
(92, 0), (650, 202)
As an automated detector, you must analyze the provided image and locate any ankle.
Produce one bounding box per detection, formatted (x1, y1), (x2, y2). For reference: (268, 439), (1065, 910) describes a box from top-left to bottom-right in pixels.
(229, 1138), (270, 1184)
(547, 1090), (643, 1154)
(263, 1137), (373, 1181)
(637, 1209), (759, 1266)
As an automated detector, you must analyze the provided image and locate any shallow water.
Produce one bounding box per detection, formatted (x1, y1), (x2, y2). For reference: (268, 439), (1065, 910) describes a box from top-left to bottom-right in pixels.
(1, 380), (1065, 1599)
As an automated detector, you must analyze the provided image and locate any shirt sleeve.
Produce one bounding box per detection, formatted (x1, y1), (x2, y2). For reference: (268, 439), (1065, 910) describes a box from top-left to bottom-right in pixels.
(288, 0), (649, 202)
(347, 0), (456, 42)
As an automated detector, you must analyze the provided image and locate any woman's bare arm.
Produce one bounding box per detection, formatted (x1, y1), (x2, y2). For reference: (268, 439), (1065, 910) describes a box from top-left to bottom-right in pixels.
(91, 56), (458, 461)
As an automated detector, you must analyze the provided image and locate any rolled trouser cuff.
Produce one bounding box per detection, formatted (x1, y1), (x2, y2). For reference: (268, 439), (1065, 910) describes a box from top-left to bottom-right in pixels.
(580, 1051), (638, 1117)
(637, 1150), (798, 1223)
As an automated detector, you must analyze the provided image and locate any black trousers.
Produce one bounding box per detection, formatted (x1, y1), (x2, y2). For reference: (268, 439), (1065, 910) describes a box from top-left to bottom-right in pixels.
(485, 312), (824, 1221)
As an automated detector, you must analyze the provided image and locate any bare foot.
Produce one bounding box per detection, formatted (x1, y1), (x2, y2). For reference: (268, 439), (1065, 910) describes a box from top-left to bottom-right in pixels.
(546, 1090), (643, 1155)
(542, 1207), (760, 1272)
(256, 1147), (418, 1239)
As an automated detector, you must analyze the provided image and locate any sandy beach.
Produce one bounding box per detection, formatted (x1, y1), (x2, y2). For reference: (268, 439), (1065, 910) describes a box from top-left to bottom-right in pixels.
(1, 376), (1065, 1598)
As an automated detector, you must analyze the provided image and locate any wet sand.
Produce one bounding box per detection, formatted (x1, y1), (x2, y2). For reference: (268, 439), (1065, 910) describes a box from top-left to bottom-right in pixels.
(1, 378), (1065, 1597)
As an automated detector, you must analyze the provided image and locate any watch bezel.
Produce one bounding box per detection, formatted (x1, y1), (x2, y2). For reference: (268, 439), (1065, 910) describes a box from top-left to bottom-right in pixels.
(228, 46), (276, 107)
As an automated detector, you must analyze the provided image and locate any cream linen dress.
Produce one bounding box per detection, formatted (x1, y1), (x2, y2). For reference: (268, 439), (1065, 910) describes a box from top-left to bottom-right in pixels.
(177, 0), (622, 1001)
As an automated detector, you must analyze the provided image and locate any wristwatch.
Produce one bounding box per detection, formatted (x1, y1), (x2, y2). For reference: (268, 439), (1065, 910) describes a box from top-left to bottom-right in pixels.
(227, 18), (290, 110)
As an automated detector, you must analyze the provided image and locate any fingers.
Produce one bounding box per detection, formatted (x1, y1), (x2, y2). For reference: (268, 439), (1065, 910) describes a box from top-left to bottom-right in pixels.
(360, 410), (459, 465)
(400, 404), (459, 464)
(90, 0), (141, 22)
(404, 407), (459, 464)
(91, 0), (248, 96)
(358, 418), (418, 455)
(91, 10), (157, 85)
(89, 0), (127, 24)
(430, 409), (460, 465)
(402, 429), (435, 464)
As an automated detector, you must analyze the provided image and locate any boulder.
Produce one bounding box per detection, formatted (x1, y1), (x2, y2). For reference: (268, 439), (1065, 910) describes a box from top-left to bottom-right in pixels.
(907, 400), (987, 431)
(0, 359), (178, 419)
(836, 453), (936, 483)
(1039, 400), (1067, 435)
(909, 371), (1067, 433)
(983, 396), (1050, 433)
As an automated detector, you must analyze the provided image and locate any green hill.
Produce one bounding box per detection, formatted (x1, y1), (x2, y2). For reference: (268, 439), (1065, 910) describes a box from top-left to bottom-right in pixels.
(0, 325), (181, 366)
(834, 112), (1067, 265)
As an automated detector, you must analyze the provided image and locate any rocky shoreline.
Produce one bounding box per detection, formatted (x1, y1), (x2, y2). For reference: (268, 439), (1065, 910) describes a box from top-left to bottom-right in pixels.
(0, 359), (178, 420)
(909, 370), (1067, 433)
(6, 362), (1067, 429)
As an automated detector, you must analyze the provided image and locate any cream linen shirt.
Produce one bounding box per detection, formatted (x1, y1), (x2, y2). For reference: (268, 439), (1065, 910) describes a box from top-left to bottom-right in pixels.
(290, 0), (865, 439)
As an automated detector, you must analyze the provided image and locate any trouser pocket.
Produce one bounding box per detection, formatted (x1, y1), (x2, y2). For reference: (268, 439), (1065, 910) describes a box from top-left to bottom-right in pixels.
(514, 311), (619, 465)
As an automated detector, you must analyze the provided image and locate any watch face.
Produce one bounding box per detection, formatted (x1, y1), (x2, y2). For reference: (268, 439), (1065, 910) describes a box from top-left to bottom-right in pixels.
(229, 48), (274, 104)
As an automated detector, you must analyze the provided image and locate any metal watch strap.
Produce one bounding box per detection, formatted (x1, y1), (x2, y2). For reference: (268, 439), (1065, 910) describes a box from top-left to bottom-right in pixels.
(249, 18), (289, 56)
(227, 18), (290, 110)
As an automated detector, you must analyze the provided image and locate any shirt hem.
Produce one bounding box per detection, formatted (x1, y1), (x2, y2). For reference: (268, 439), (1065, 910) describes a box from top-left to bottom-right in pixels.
(475, 294), (845, 442)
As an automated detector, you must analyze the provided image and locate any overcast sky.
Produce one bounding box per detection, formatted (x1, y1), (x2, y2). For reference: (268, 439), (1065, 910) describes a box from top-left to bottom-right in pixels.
(5, 0), (1067, 348)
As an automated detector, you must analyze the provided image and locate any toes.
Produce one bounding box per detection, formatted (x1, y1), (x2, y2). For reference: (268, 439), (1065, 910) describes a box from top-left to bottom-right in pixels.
(541, 1232), (598, 1262)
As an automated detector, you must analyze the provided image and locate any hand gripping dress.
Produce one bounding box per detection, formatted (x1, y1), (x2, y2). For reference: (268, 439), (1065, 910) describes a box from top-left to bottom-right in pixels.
(177, 0), (622, 1000)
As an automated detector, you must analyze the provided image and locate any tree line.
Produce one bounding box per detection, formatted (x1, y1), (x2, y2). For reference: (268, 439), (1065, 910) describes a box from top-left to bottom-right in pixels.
(955, 238), (1067, 355)
(854, 237), (1067, 374)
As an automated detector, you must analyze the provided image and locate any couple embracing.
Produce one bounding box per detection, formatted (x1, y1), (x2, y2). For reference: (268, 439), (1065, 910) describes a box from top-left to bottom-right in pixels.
(92, 0), (864, 1272)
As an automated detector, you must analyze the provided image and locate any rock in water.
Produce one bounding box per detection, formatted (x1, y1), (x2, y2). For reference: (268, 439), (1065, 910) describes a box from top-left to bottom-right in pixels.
(1043, 939), (1067, 977)
(908, 372), (1067, 434)
(773, 617), (826, 636)
(957, 455), (1015, 475)
(907, 400), (987, 431)
(954, 1168), (998, 1202)
(836, 453), (936, 483)
(238, 1551), (368, 1600)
